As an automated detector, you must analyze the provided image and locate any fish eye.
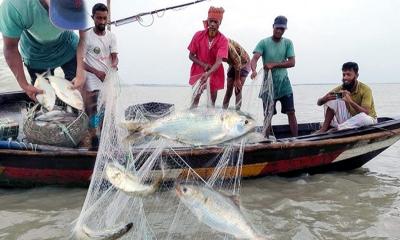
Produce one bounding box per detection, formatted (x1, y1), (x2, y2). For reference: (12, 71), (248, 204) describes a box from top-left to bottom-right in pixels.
(183, 187), (187, 193)
(244, 120), (249, 124)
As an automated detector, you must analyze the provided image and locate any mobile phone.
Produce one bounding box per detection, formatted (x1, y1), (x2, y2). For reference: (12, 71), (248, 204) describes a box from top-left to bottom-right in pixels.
(334, 92), (343, 99)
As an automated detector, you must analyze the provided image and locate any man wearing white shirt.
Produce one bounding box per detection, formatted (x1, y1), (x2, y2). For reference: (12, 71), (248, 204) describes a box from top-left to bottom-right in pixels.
(83, 3), (118, 148)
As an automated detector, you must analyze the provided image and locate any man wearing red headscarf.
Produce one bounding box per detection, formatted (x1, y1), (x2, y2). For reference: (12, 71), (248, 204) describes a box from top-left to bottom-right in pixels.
(187, 6), (228, 108)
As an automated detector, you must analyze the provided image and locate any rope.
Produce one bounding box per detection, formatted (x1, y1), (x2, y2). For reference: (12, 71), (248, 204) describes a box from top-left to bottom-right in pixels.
(67, 110), (87, 128)
(57, 122), (77, 146)
(168, 146), (209, 186)
(137, 15), (155, 28)
(6, 138), (38, 151)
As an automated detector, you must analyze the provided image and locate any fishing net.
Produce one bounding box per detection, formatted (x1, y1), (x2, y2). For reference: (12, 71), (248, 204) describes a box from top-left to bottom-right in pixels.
(23, 104), (89, 148)
(259, 70), (275, 137)
(74, 70), (266, 239)
(0, 118), (19, 140)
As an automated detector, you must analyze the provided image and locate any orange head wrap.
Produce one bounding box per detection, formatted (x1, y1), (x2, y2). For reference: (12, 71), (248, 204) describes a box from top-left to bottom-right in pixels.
(208, 6), (224, 22)
(203, 6), (225, 29)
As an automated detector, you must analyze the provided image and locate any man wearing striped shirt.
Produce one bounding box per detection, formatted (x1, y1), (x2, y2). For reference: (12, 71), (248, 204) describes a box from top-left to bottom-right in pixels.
(222, 39), (251, 110)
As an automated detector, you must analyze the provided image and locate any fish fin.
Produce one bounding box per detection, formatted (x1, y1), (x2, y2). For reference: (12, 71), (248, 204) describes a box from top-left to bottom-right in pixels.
(208, 132), (228, 145)
(35, 72), (47, 80)
(230, 195), (241, 207)
(44, 69), (52, 78)
(220, 191), (241, 207)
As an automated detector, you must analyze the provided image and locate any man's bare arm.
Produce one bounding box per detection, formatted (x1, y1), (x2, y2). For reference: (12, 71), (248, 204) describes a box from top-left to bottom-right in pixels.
(343, 91), (371, 115)
(250, 53), (261, 79)
(189, 52), (211, 71)
(111, 52), (118, 68)
(265, 56), (295, 70)
(84, 62), (106, 82)
(2, 35), (42, 101)
(200, 57), (223, 83)
(72, 30), (86, 89)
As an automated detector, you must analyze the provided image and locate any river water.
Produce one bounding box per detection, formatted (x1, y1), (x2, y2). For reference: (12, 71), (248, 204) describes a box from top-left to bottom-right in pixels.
(1, 44), (400, 239)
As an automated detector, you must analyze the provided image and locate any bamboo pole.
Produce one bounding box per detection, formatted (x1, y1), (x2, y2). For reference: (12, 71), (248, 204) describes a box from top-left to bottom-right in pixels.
(107, 0), (111, 31)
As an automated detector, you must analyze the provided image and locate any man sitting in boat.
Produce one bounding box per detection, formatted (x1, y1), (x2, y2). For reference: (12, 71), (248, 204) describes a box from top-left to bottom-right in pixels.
(316, 62), (377, 133)
(82, 3), (118, 148)
(0, 0), (87, 101)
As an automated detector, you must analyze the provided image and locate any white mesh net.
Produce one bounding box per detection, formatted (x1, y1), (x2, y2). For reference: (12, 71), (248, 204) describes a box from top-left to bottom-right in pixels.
(74, 70), (270, 239)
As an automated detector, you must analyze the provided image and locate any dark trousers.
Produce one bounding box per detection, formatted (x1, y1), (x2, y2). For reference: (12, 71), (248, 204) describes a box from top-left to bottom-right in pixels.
(26, 56), (77, 84)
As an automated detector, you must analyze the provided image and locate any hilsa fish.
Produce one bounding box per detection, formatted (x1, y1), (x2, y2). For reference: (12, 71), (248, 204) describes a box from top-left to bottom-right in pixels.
(176, 184), (268, 240)
(35, 110), (76, 122)
(105, 162), (162, 197)
(34, 73), (56, 111)
(122, 108), (256, 146)
(48, 75), (84, 110)
(74, 222), (133, 240)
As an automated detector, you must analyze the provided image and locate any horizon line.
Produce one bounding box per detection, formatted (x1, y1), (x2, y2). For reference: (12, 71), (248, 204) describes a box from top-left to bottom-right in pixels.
(123, 82), (400, 87)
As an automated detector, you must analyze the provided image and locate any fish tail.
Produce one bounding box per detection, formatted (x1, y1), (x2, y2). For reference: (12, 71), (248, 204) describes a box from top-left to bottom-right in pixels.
(138, 176), (164, 197)
(121, 120), (145, 132)
(122, 132), (146, 146)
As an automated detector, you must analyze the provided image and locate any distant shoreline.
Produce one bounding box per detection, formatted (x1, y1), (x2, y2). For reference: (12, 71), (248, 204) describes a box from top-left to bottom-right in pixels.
(125, 82), (400, 87)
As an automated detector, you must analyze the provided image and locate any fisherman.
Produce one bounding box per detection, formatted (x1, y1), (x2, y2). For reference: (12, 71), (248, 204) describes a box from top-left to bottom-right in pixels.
(0, 0), (87, 101)
(250, 15), (298, 137)
(82, 3), (118, 148)
(222, 39), (251, 110)
(316, 62), (377, 133)
(187, 6), (229, 108)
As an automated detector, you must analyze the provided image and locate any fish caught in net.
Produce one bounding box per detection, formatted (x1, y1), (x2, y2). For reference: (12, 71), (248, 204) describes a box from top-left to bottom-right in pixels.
(73, 70), (267, 240)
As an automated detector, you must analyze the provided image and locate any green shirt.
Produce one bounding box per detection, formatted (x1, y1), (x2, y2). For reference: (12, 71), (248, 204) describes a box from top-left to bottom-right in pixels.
(332, 81), (377, 118)
(253, 37), (295, 99)
(0, 0), (78, 69)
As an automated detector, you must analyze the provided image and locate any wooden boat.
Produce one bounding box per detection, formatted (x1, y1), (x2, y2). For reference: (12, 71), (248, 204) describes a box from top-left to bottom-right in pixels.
(1, 91), (400, 187)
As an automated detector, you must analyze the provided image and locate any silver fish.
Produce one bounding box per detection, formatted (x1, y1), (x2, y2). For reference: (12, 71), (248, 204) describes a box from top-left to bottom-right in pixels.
(35, 121), (49, 127)
(122, 109), (256, 146)
(48, 75), (84, 110)
(105, 162), (162, 197)
(74, 222), (133, 240)
(34, 73), (56, 111)
(176, 184), (268, 240)
(35, 110), (76, 122)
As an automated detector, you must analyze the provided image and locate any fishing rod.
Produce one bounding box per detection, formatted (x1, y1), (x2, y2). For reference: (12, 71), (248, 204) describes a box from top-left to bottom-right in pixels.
(107, 0), (208, 27)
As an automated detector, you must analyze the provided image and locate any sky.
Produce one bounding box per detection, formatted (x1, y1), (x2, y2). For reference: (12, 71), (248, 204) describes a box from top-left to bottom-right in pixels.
(2, 0), (400, 85)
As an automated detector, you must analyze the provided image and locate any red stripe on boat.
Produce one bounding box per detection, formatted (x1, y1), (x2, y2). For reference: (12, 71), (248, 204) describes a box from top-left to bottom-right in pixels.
(261, 150), (343, 174)
(2, 167), (92, 185)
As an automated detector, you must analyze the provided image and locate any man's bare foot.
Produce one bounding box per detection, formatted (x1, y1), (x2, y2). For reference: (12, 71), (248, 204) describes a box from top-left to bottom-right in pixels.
(312, 129), (326, 135)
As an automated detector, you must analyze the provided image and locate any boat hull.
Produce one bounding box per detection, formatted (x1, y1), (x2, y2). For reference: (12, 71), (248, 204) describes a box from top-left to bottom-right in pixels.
(1, 91), (399, 187)
(1, 128), (399, 187)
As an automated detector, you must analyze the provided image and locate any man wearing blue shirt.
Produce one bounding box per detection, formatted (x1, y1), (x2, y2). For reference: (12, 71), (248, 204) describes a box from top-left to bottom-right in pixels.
(0, 0), (87, 101)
